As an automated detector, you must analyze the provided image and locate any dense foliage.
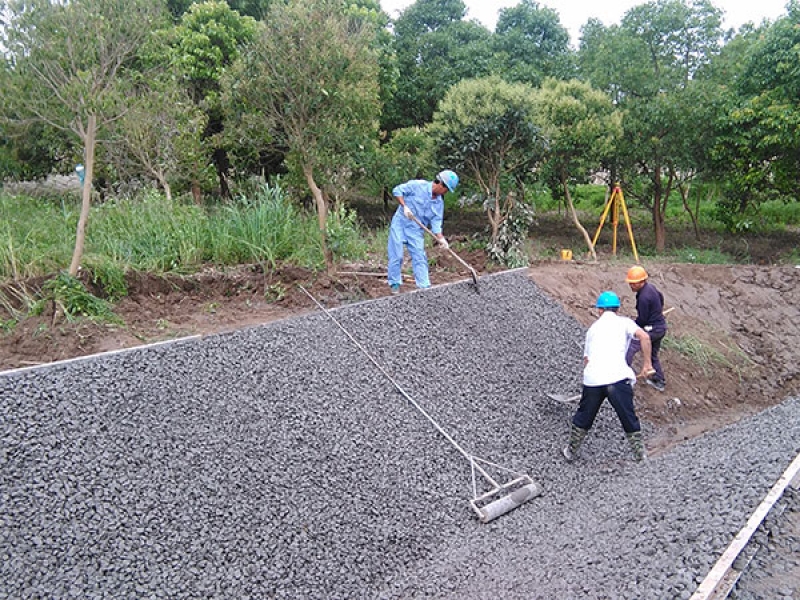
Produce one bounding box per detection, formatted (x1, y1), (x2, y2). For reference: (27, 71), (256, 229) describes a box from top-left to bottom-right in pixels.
(1, 0), (798, 277)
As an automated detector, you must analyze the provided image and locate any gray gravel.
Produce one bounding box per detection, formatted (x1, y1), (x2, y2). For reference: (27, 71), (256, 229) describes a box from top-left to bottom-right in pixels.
(730, 484), (800, 600)
(2, 269), (799, 599)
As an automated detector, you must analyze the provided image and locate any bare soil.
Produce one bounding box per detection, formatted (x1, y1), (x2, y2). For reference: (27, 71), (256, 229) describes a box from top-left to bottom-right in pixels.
(2, 211), (798, 457)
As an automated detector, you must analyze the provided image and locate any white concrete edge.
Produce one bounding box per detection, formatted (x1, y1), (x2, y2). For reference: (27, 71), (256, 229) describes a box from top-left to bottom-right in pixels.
(690, 450), (800, 600)
(0, 335), (202, 377)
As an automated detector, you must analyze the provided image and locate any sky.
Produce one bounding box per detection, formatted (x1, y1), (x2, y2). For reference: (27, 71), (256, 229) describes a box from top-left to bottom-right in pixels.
(379, 0), (790, 46)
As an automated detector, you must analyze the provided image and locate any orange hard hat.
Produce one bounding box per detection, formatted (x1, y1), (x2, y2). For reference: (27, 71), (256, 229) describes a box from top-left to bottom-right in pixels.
(625, 265), (648, 283)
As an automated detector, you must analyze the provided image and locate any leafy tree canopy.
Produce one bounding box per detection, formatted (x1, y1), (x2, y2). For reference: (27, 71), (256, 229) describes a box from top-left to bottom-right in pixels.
(167, 0), (272, 20)
(387, 0), (492, 130)
(493, 0), (575, 85)
(170, 1), (257, 102)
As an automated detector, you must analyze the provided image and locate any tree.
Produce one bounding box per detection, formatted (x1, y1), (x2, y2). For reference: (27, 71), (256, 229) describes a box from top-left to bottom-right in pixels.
(1, 0), (167, 275)
(168, 1), (257, 199)
(493, 0), (575, 86)
(707, 2), (800, 223)
(385, 0), (493, 130)
(532, 78), (622, 260)
(105, 79), (209, 201)
(224, 0), (380, 272)
(578, 0), (724, 252)
(167, 0), (273, 20)
(431, 76), (544, 248)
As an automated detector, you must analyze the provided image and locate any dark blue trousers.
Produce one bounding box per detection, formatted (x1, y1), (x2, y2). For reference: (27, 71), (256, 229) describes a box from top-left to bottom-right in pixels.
(626, 333), (665, 383)
(572, 379), (641, 434)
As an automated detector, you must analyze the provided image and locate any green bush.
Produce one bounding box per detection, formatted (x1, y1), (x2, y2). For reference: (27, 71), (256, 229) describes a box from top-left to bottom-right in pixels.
(759, 198), (800, 226)
(486, 201), (535, 267)
(326, 203), (367, 261)
(573, 184), (608, 209)
(43, 271), (122, 323)
(84, 257), (128, 301)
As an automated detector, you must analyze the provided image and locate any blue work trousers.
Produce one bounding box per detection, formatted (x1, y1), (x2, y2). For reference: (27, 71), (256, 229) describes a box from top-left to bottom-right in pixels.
(626, 332), (665, 383)
(387, 215), (430, 288)
(573, 379), (641, 434)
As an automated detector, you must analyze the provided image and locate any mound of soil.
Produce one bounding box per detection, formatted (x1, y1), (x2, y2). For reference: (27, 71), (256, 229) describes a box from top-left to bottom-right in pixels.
(1, 249), (798, 456)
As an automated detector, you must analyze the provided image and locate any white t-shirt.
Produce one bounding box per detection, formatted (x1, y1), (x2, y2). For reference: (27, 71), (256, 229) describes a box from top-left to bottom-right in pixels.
(583, 311), (640, 386)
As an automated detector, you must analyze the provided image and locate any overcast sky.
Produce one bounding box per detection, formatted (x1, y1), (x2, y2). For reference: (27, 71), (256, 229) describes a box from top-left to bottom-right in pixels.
(379, 0), (790, 46)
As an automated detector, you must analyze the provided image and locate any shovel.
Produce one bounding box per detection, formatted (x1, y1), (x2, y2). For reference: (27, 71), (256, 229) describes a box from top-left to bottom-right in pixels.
(547, 392), (581, 404)
(546, 369), (657, 404)
(407, 213), (479, 290)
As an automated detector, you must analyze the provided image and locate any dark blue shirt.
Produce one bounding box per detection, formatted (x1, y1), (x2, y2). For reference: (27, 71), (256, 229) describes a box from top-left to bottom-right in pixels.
(635, 281), (667, 336)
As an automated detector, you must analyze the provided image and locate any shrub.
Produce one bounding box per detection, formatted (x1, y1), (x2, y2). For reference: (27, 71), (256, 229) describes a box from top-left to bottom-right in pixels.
(43, 271), (122, 323)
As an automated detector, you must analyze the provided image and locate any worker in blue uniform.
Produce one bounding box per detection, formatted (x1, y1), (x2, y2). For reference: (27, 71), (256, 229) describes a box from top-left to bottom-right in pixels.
(387, 170), (459, 294)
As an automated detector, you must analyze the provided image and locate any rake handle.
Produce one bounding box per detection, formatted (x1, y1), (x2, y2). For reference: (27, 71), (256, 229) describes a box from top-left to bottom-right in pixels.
(407, 214), (479, 285)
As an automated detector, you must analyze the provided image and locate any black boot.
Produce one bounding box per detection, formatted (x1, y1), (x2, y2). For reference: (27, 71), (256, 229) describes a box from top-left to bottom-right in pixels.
(626, 431), (647, 462)
(562, 424), (588, 462)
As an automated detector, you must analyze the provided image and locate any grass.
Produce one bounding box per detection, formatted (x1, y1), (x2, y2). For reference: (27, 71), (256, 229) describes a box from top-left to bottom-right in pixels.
(668, 247), (736, 264)
(1, 183), (371, 282)
(0, 183), (374, 320)
(0, 194), (75, 279)
(663, 333), (752, 379)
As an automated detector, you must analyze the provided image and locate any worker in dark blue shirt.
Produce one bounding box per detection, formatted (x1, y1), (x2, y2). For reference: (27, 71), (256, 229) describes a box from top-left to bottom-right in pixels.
(624, 266), (667, 391)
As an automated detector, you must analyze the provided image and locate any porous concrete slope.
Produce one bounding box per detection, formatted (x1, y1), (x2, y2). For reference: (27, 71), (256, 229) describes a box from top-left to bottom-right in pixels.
(2, 270), (798, 599)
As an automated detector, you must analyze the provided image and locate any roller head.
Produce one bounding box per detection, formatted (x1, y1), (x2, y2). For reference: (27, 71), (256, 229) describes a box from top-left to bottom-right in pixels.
(470, 477), (543, 523)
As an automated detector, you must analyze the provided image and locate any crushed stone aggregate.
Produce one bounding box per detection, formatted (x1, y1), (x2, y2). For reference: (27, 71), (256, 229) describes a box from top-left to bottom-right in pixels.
(1, 270), (798, 599)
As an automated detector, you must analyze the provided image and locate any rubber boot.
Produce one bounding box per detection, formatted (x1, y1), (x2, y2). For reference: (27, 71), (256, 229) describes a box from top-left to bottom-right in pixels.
(626, 431), (647, 462)
(562, 424), (588, 462)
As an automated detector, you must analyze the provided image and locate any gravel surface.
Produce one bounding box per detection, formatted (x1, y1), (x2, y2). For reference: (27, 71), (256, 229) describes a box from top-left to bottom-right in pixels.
(731, 484), (800, 600)
(2, 269), (799, 599)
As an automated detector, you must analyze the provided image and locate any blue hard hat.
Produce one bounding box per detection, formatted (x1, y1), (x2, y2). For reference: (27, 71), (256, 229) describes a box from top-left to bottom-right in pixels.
(596, 291), (620, 309)
(437, 169), (459, 193)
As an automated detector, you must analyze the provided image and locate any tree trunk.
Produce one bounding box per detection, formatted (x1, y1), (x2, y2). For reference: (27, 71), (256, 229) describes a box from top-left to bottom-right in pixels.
(652, 167), (666, 253)
(69, 114), (97, 276)
(155, 170), (172, 202)
(562, 176), (597, 261)
(487, 202), (500, 245)
(191, 180), (202, 205)
(303, 163), (333, 274)
(677, 180), (699, 238)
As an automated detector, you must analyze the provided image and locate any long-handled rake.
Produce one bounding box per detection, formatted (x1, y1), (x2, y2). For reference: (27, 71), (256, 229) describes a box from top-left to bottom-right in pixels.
(300, 286), (541, 523)
(407, 214), (479, 290)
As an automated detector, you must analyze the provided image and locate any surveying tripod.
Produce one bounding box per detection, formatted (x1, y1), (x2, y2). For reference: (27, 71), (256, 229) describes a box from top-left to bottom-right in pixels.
(591, 185), (640, 263)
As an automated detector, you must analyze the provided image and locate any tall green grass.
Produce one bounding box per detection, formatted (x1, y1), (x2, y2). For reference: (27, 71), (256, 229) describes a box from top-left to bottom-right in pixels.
(91, 190), (208, 272)
(208, 185), (322, 269)
(0, 194), (75, 279)
(1, 183), (371, 283)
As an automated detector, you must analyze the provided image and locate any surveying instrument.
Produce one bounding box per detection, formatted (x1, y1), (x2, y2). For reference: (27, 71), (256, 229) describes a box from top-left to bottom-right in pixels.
(591, 184), (639, 263)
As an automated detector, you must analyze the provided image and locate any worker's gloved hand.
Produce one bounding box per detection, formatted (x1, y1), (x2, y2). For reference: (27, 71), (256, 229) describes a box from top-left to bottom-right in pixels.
(403, 206), (414, 219)
(438, 237), (449, 249)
